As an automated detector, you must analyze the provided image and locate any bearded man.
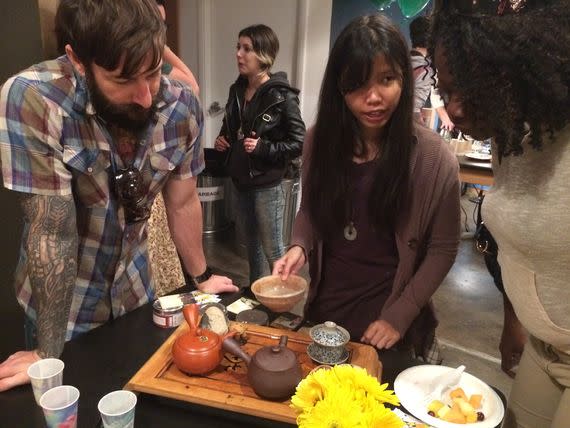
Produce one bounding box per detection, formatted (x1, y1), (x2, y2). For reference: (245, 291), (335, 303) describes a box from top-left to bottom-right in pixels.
(0, 0), (237, 392)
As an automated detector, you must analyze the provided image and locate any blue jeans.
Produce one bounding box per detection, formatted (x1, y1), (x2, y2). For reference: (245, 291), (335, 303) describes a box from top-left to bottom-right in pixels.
(236, 182), (286, 284)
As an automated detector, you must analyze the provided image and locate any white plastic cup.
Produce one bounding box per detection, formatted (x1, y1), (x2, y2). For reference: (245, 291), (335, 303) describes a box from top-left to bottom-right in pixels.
(98, 390), (137, 428)
(39, 385), (80, 428)
(27, 358), (65, 404)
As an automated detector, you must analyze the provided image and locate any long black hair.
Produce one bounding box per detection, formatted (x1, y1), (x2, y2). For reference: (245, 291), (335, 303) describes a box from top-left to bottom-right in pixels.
(307, 14), (414, 238)
(430, 0), (570, 158)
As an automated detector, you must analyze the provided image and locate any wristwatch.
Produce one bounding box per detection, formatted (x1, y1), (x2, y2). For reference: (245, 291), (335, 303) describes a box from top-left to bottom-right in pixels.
(193, 266), (213, 285)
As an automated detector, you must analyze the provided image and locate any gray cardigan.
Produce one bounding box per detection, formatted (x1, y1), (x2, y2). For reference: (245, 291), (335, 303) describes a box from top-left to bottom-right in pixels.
(291, 124), (461, 356)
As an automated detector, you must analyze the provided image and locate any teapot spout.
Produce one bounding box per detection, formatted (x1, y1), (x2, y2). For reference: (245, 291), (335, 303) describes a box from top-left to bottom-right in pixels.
(222, 336), (252, 365)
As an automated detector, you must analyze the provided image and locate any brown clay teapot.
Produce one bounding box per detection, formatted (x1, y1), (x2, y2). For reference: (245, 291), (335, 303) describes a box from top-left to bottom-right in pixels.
(172, 304), (236, 375)
(223, 335), (302, 400)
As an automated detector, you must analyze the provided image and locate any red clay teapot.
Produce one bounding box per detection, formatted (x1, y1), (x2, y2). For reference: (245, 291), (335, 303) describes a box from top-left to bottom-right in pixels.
(223, 335), (302, 400)
(172, 304), (236, 375)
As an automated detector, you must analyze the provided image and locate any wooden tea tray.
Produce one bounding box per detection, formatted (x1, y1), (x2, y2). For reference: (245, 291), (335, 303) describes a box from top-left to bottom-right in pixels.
(125, 322), (382, 424)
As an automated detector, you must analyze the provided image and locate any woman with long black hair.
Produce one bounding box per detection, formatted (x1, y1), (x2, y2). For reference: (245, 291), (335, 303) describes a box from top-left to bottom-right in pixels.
(274, 14), (460, 361)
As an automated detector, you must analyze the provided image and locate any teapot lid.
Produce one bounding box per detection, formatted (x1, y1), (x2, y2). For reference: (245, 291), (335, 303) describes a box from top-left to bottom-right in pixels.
(253, 335), (298, 372)
(309, 321), (350, 347)
(176, 328), (220, 354)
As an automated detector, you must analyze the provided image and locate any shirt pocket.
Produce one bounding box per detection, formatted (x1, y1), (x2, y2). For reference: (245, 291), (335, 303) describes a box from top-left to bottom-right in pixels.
(63, 146), (111, 207)
(148, 134), (188, 194)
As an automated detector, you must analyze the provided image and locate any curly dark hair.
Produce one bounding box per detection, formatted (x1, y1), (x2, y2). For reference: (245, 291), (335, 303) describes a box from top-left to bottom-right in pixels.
(430, 0), (570, 158)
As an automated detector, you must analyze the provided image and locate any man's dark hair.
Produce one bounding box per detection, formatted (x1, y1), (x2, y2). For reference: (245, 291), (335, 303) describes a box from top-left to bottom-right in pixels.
(55, 0), (165, 78)
(409, 16), (430, 48)
(307, 14), (414, 236)
(238, 24), (280, 71)
(430, 0), (570, 158)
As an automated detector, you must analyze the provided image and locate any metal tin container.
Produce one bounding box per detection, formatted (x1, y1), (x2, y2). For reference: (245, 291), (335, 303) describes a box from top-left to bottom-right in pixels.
(152, 300), (183, 328)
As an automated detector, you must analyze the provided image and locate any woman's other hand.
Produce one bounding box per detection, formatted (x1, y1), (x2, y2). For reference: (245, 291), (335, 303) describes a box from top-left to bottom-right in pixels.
(243, 131), (259, 154)
(361, 320), (401, 350)
(272, 245), (306, 280)
(500, 296), (527, 378)
(214, 135), (230, 152)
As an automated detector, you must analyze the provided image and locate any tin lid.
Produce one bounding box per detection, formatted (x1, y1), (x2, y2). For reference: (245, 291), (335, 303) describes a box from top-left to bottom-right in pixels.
(236, 309), (269, 326)
(153, 299), (183, 313)
(309, 321), (350, 347)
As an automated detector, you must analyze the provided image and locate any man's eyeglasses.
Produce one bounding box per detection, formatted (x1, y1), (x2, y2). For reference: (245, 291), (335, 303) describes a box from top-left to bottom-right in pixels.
(113, 165), (150, 224)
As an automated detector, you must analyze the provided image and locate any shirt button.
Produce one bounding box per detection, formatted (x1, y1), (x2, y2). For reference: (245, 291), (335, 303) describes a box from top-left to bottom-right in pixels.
(407, 239), (418, 249)
(168, 163), (175, 171)
(87, 167), (93, 173)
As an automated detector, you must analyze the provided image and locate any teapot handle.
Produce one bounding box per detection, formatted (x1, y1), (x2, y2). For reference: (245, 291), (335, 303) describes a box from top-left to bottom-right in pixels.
(183, 304), (202, 335)
(278, 335), (288, 349)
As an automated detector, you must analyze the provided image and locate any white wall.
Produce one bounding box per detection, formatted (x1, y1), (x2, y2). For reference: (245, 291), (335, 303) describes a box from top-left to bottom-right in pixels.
(177, 0), (332, 146)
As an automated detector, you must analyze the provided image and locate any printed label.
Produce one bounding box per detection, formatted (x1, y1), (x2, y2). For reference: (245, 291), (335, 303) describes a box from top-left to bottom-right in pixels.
(198, 186), (224, 202)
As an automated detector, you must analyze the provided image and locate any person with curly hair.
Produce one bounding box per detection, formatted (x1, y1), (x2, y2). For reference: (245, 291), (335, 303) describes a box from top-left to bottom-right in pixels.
(431, 1), (570, 426)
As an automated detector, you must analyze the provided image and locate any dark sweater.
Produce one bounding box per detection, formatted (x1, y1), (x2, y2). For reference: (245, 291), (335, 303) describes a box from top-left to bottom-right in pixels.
(292, 125), (461, 357)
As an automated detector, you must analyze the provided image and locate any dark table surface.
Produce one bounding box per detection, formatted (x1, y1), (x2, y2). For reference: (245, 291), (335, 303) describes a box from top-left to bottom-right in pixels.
(0, 292), (503, 427)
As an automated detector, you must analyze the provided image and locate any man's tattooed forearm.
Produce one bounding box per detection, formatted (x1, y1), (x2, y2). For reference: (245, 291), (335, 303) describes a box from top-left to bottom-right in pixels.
(21, 194), (78, 357)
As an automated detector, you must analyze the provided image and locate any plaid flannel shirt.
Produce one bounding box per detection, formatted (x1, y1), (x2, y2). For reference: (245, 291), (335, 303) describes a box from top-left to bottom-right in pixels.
(0, 56), (204, 340)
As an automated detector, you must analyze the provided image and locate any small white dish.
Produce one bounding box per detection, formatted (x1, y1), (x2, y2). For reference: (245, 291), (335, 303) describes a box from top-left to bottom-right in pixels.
(465, 152), (492, 161)
(307, 342), (349, 365)
(394, 365), (504, 428)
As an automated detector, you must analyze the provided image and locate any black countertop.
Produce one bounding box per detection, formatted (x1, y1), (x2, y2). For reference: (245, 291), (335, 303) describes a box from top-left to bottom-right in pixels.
(0, 293), (502, 427)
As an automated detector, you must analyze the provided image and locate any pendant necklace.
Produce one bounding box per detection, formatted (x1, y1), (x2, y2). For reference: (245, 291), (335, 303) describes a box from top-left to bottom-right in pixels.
(343, 221), (357, 241)
(343, 194), (357, 241)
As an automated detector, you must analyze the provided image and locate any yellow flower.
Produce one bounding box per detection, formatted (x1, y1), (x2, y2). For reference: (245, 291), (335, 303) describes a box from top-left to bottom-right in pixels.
(332, 365), (400, 406)
(297, 389), (362, 428)
(362, 404), (406, 428)
(291, 365), (404, 428)
(291, 368), (330, 412)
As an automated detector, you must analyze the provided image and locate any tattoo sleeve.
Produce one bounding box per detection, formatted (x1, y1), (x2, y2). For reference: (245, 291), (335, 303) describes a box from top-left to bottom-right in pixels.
(21, 194), (78, 358)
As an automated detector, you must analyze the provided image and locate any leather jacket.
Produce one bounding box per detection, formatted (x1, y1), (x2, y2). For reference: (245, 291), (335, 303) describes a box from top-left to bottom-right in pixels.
(220, 72), (306, 189)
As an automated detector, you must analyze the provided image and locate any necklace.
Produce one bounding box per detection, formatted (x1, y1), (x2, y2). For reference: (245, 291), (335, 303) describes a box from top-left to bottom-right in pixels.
(343, 193), (357, 241)
(343, 221), (357, 241)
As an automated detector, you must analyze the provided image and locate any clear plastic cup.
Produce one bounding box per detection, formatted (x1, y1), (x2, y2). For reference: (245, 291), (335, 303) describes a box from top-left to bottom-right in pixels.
(39, 385), (79, 428)
(98, 390), (137, 428)
(27, 358), (65, 404)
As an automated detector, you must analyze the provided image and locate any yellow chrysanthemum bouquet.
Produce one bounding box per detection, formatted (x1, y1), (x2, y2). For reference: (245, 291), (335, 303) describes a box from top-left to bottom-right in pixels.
(290, 364), (405, 428)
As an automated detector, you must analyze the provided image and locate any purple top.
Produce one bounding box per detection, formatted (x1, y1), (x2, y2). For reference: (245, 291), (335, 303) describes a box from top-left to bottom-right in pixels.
(306, 160), (399, 340)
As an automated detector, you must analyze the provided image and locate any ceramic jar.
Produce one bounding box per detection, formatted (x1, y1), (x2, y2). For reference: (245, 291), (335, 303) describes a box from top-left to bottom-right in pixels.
(307, 321), (350, 364)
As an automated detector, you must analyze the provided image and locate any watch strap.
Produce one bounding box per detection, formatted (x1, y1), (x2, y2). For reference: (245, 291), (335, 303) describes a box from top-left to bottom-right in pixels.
(193, 266), (213, 284)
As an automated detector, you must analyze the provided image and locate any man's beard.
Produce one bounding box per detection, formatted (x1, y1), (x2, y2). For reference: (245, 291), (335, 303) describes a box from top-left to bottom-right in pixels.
(86, 68), (157, 133)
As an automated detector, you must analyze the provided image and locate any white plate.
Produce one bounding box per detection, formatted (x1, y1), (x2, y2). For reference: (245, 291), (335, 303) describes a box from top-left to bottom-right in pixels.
(394, 365), (504, 428)
(465, 152), (492, 161)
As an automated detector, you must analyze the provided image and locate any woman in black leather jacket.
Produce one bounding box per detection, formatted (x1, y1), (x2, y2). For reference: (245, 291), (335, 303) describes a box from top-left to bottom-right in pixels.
(214, 24), (306, 287)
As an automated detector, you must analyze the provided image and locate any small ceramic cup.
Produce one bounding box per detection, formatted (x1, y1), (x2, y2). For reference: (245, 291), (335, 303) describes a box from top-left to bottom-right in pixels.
(309, 321), (350, 348)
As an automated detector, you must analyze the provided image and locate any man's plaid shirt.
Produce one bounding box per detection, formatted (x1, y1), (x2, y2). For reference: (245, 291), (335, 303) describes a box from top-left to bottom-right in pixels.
(0, 56), (204, 340)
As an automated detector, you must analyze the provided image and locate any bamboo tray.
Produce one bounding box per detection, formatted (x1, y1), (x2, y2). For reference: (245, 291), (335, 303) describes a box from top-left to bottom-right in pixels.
(125, 322), (382, 424)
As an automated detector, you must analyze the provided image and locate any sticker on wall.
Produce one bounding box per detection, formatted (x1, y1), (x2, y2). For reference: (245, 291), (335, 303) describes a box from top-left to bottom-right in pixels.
(198, 186), (224, 202)
(371, 0), (430, 17)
